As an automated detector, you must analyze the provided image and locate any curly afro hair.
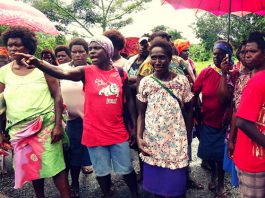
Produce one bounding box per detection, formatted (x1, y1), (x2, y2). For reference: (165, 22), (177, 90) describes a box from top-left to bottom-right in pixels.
(103, 29), (125, 51)
(1, 25), (37, 55)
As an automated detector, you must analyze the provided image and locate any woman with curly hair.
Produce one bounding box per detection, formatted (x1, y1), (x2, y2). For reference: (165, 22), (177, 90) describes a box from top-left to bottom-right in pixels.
(0, 26), (70, 198)
(41, 48), (59, 66)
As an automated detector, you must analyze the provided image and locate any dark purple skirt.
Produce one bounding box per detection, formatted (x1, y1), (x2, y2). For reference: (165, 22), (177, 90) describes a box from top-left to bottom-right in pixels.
(143, 162), (187, 197)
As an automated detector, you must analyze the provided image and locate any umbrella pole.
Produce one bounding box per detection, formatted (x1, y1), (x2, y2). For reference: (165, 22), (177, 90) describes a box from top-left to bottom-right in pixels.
(228, 0), (232, 43)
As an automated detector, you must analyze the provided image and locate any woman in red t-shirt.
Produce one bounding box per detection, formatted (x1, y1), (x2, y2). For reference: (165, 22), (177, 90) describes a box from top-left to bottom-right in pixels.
(18, 35), (139, 198)
(234, 32), (265, 198)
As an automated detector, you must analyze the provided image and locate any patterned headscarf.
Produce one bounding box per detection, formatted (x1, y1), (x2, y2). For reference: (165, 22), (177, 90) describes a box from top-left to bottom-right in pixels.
(174, 39), (190, 55)
(89, 35), (114, 64)
(0, 47), (8, 57)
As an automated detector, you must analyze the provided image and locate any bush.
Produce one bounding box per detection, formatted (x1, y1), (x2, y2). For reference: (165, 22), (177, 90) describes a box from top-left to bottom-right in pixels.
(189, 43), (211, 62)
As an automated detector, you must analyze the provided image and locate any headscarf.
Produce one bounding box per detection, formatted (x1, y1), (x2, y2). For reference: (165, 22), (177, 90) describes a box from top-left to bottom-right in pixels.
(174, 39), (190, 55)
(89, 35), (114, 64)
(0, 47), (8, 57)
(214, 42), (234, 65)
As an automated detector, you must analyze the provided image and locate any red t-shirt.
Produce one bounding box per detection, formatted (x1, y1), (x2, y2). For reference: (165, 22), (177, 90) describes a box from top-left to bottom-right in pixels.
(81, 65), (129, 147)
(234, 71), (265, 172)
(193, 66), (228, 129)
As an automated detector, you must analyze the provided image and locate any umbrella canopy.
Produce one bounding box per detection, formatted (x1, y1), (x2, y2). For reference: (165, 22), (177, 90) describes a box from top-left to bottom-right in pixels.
(0, 0), (59, 35)
(162, 0), (265, 16)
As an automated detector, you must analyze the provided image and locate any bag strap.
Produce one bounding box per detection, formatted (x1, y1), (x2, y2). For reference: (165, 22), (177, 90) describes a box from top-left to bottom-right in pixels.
(151, 75), (183, 108)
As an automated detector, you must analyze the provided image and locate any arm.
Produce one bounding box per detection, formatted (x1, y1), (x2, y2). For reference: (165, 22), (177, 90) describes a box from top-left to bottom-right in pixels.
(136, 75), (144, 93)
(218, 56), (233, 104)
(44, 74), (64, 144)
(184, 100), (194, 145)
(0, 83), (6, 146)
(228, 110), (237, 158)
(18, 53), (85, 81)
(125, 78), (137, 146)
(237, 117), (265, 147)
(136, 99), (150, 156)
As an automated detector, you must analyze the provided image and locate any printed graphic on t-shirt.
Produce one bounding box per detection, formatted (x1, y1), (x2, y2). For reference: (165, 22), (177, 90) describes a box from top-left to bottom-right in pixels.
(255, 104), (265, 159)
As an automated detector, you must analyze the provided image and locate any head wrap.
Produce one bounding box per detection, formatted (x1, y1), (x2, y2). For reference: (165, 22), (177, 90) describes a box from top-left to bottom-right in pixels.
(174, 39), (190, 55)
(0, 47), (8, 57)
(214, 42), (234, 65)
(89, 35), (114, 64)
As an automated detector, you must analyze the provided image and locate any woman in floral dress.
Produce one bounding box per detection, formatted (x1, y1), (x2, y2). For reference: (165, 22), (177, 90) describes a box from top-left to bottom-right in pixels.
(137, 38), (193, 197)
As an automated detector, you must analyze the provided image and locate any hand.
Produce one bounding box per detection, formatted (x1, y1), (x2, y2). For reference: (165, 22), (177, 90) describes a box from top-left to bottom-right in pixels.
(51, 125), (63, 144)
(129, 127), (137, 147)
(137, 137), (150, 156)
(220, 56), (230, 75)
(14, 53), (41, 69)
(227, 141), (235, 159)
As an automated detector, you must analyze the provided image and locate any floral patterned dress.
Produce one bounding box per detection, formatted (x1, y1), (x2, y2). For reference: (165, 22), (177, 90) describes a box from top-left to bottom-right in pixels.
(137, 74), (193, 169)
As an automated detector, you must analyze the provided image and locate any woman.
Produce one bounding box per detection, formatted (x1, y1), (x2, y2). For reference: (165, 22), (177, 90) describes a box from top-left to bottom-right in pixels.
(137, 38), (193, 197)
(234, 32), (265, 198)
(0, 26), (69, 198)
(41, 48), (59, 66)
(18, 35), (138, 198)
(193, 40), (235, 197)
(60, 38), (93, 198)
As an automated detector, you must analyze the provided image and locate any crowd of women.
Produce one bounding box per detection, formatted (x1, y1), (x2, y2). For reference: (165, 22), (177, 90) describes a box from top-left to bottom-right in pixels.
(0, 25), (264, 198)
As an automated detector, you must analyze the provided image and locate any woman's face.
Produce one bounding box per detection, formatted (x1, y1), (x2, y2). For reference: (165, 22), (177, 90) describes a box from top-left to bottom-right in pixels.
(245, 42), (265, 69)
(180, 49), (189, 60)
(150, 46), (170, 74)
(71, 45), (88, 66)
(88, 42), (109, 66)
(7, 37), (29, 61)
(213, 48), (226, 67)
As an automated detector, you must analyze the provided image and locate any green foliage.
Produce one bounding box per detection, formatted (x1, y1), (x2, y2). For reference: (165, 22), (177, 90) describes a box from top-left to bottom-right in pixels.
(151, 25), (183, 40)
(189, 43), (211, 62)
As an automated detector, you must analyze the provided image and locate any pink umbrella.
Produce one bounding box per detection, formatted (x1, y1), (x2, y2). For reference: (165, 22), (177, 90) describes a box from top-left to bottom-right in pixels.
(162, 0), (265, 41)
(0, 0), (59, 35)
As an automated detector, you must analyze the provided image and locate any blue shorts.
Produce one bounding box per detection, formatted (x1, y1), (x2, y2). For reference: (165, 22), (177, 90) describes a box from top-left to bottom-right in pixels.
(87, 141), (133, 177)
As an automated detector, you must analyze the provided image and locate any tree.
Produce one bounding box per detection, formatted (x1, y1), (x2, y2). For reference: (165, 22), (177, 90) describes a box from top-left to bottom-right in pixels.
(151, 25), (183, 40)
(26, 0), (152, 35)
(192, 13), (265, 51)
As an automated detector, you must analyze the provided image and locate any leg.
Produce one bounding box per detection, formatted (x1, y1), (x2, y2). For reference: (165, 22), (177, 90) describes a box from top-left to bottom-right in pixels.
(216, 160), (225, 197)
(70, 165), (81, 197)
(110, 141), (138, 198)
(123, 171), (139, 198)
(208, 160), (217, 190)
(87, 146), (112, 197)
(96, 174), (112, 198)
(53, 170), (70, 198)
(32, 179), (45, 198)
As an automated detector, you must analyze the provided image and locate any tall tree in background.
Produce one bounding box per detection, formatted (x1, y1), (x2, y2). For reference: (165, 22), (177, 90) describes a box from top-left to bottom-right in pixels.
(151, 25), (183, 40)
(25, 0), (152, 36)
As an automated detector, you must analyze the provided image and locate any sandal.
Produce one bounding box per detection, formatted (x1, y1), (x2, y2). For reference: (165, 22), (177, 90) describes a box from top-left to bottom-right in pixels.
(187, 179), (204, 190)
(70, 185), (79, 198)
(81, 165), (93, 174)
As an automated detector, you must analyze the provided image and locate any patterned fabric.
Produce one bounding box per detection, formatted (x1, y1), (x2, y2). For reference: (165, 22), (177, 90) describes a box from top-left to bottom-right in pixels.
(9, 112), (65, 189)
(174, 39), (190, 54)
(233, 72), (252, 110)
(237, 168), (265, 198)
(0, 47), (8, 57)
(137, 74), (193, 169)
(89, 35), (114, 64)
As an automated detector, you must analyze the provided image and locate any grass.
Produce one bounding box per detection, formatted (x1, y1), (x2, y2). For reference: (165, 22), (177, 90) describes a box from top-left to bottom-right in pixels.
(194, 60), (212, 74)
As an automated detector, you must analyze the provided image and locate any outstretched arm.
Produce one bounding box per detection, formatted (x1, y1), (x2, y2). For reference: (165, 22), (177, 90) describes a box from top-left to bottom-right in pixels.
(17, 53), (85, 82)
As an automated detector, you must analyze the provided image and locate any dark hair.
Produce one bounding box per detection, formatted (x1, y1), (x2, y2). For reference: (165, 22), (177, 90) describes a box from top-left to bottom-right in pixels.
(2, 25), (37, 55)
(236, 41), (247, 61)
(214, 40), (233, 53)
(247, 32), (265, 51)
(103, 29), (125, 51)
(149, 38), (173, 60)
(150, 31), (171, 42)
(54, 45), (71, 58)
(69, 38), (88, 53)
(40, 48), (58, 65)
